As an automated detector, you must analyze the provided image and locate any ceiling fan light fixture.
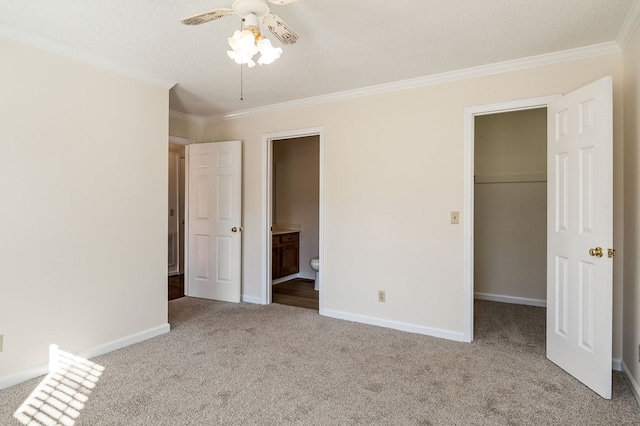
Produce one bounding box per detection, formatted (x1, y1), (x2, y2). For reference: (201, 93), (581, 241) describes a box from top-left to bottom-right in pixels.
(227, 49), (257, 67)
(228, 29), (259, 55)
(227, 25), (281, 66)
(227, 29), (260, 66)
(256, 37), (282, 65)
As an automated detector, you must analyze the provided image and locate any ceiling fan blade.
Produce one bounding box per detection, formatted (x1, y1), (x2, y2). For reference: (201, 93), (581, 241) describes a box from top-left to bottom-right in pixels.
(267, 0), (300, 4)
(181, 8), (234, 25)
(261, 13), (299, 45)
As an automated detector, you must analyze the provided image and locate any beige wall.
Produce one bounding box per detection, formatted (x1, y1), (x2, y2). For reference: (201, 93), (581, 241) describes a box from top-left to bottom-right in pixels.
(202, 53), (624, 348)
(623, 22), (640, 397)
(474, 109), (547, 177)
(0, 38), (169, 383)
(474, 109), (547, 302)
(169, 115), (204, 142)
(273, 136), (320, 277)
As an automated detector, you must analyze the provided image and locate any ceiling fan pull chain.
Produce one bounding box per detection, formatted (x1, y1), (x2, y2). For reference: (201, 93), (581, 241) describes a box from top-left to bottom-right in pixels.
(240, 58), (244, 101)
(240, 18), (244, 101)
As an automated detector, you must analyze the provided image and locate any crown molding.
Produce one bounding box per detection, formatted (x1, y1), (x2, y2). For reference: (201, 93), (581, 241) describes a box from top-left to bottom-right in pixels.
(169, 109), (208, 125)
(168, 135), (195, 145)
(203, 41), (621, 122)
(0, 23), (176, 90)
(616, 0), (640, 49)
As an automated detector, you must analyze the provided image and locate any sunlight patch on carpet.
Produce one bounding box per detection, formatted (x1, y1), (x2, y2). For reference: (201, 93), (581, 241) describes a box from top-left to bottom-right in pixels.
(13, 344), (104, 426)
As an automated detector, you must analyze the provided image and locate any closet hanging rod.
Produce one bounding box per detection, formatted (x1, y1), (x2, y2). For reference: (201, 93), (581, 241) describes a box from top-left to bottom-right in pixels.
(474, 173), (547, 184)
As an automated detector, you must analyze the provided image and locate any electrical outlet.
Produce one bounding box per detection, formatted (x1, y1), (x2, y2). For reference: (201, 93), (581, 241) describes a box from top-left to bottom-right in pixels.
(451, 211), (460, 224)
(378, 290), (385, 303)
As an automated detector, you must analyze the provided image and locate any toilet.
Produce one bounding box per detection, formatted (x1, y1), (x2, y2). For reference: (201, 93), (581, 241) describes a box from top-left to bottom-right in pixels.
(309, 256), (320, 291)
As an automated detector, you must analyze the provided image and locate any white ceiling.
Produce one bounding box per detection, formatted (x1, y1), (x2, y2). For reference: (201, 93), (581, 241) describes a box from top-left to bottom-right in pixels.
(0, 0), (637, 119)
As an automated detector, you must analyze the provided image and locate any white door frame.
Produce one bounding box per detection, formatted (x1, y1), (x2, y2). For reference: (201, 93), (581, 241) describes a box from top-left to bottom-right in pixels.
(463, 96), (560, 342)
(262, 127), (325, 312)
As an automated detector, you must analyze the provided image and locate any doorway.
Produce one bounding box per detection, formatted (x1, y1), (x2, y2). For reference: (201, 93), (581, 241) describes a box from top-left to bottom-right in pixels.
(463, 96), (558, 341)
(472, 107), (548, 352)
(271, 135), (320, 310)
(168, 136), (195, 300)
(473, 108), (547, 308)
(262, 127), (325, 311)
(168, 142), (186, 300)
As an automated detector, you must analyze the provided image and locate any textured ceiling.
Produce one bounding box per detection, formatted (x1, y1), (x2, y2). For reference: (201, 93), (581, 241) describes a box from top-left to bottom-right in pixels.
(0, 0), (636, 118)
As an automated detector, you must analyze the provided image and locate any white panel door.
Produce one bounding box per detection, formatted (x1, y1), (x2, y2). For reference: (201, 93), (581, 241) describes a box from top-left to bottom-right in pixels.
(547, 77), (613, 399)
(187, 141), (242, 303)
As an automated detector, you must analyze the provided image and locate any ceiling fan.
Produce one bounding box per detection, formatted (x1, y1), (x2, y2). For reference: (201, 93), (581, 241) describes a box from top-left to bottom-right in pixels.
(181, 0), (300, 66)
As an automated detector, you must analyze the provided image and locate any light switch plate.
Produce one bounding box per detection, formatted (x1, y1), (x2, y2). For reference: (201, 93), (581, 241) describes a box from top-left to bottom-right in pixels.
(451, 211), (460, 224)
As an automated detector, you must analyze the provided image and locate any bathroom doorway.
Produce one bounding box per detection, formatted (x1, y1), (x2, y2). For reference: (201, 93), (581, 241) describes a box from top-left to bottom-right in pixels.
(271, 136), (319, 310)
(263, 127), (325, 312)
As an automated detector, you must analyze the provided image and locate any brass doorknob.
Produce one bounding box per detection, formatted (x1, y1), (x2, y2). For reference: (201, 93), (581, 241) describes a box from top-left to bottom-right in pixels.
(589, 247), (603, 258)
(231, 227), (238, 233)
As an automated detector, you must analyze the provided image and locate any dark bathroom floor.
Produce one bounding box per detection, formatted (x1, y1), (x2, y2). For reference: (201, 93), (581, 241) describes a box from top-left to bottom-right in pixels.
(168, 274), (184, 301)
(272, 278), (318, 310)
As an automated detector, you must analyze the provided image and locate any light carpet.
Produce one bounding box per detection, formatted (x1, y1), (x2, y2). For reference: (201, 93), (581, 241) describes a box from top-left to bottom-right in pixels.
(1, 298), (639, 425)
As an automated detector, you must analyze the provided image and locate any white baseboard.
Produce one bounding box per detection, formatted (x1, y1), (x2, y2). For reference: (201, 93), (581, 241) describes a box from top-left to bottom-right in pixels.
(475, 292), (547, 307)
(241, 294), (262, 304)
(273, 272), (314, 285)
(271, 274), (297, 285)
(623, 362), (640, 407)
(322, 309), (466, 342)
(0, 323), (170, 391)
(297, 272), (315, 280)
(612, 358), (622, 372)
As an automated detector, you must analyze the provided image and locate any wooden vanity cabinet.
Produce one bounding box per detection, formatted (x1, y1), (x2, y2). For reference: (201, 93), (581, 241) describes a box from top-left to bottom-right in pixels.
(272, 232), (299, 279)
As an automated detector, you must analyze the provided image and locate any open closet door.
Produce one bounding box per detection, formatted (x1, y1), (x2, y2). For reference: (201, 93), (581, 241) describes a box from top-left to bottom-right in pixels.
(186, 141), (242, 303)
(546, 77), (613, 399)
